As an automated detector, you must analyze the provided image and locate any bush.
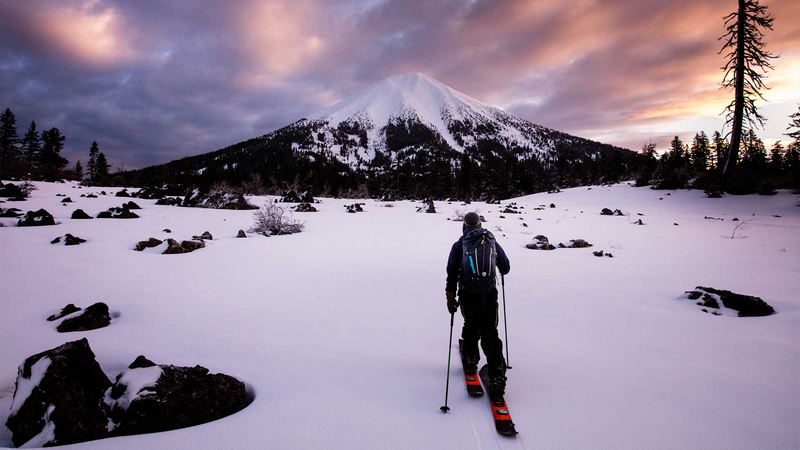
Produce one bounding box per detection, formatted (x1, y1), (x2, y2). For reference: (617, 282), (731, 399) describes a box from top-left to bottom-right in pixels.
(250, 202), (304, 235)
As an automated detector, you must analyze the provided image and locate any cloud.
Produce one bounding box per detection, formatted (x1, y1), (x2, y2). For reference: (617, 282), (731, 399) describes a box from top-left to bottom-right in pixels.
(0, 0), (797, 169)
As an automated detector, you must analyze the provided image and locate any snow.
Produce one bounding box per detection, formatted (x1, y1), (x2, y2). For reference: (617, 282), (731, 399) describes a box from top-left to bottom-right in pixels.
(9, 358), (50, 417)
(1, 180), (799, 449)
(308, 72), (544, 154)
(103, 366), (163, 411)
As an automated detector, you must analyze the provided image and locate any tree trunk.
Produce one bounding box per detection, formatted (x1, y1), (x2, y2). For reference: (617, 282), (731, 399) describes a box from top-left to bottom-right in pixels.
(722, 0), (746, 190)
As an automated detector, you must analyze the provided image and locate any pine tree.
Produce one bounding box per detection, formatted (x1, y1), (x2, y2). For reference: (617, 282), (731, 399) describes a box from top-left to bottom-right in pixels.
(718, 0), (777, 181)
(690, 132), (711, 172)
(21, 121), (41, 171)
(87, 141), (99, 183)
(768, 140), (783, 179)
(668, 135), (684, 171)
(787, 106), (800, 143)
(39, 128), (68, 181)
(74, 160), (83, 180)
(0, 107), (21, 177)
(741, 129), (767, 173)
(711, 131), (729, 171)
(95, 152), (110, 180)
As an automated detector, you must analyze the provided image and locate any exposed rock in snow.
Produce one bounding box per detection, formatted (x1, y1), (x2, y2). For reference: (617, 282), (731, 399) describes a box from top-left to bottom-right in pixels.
(5, 339), (112, 447)
(236, 229), (247, 238)
(17, 209), (56, 226)
(558, 239), (593, 248)
(526, 235), (555, 250)
(71, 208), (92, 219)
(135, 238), (163, 251)
(47, 304), (81, 321)
(56, 302), (111, 332)
(50, 233), (86, 246)
(685, 287), (775, 317)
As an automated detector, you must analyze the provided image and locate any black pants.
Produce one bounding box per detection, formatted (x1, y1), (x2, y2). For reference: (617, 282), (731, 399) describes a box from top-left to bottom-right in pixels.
(459, 289), (506, 378)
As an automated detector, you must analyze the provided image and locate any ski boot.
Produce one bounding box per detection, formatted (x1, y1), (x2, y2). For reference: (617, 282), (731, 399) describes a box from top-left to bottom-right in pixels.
(462, 353), (479, 375)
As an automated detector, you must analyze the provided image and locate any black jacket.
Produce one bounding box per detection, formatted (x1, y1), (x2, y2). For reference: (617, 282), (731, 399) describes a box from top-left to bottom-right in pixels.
(446, 228), (510, 292)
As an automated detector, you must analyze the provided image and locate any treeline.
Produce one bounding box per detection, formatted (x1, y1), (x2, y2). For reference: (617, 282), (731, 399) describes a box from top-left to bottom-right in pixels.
(635, 109), (800, 195)
(117, 119), (637, 201)
(0, 107), (120, 186)
(0, 108), (69, 181)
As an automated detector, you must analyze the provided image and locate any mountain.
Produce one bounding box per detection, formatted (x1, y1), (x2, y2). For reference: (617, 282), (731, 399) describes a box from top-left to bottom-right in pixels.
(123, 72), (637, 200)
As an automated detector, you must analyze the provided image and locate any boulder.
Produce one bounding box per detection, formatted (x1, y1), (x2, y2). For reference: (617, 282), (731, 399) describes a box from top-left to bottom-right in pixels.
(550, 203), (555, 208)
(180, 240), (205, 252)
(192, 231), (213, 241)
(690, 286), (775, 317)
(98, 206), (139, 219)
(115, 189), (131, 197)
(71, 209), (93, 219)
(86, 193), (98, 198)
(601, 208), (613, 215)
(593, 250), (604, 257)
(18, 209), (56, 227)
(280, 190), (301, 202)
(106, 357), (246, 436)
(51, 233), (87, 246)
(47, 304), (82, 321)
(155, 197), (182, 206)
(57, 302), (111, 332)
(124, 201), (141, 210)
(236, 229), (247, 238)
(200, 191), (256, 210)
(163, 228), (172, 233)
(345, 203), (364, 213)
(163, 238), (186, 254)
(5, 339), (112, 447)
(0, 182), (23, 198)
(558, 239), (593, 248)
(61, 197), (73, 203)
(131, 186), (166, 200)
(135, 238), (163, 251)
(295, 202), (317, 212)
(525, 235), (556, 250)
(416, 199), (435, 213)
(0, 207), (22, 217)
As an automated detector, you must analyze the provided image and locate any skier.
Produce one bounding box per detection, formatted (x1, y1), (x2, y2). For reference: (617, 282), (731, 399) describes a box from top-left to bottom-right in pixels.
(446, 211), (510, 396)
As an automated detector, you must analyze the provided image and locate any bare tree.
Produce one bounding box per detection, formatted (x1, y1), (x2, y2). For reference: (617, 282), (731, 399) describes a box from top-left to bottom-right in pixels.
(718, 0), (777, 183)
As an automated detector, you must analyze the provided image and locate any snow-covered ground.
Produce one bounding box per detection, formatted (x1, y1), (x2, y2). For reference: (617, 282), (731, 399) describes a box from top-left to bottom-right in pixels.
(1, 181), (798, 450)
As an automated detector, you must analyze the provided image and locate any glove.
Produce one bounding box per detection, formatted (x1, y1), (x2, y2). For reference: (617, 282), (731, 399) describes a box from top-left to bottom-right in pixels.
(446, 291), (458, 314)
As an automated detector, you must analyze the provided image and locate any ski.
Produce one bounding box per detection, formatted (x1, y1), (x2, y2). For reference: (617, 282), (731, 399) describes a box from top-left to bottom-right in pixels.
(458, 339), (484, 396)
(479, 364), (518, 435)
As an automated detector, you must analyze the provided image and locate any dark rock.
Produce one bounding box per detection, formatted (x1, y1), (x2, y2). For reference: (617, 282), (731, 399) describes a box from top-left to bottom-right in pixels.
(0, 207), (22, 217)
(128, 355), (156, 369)
(634, 219), (644, 225)
(18, 209), (56, 226)
(606, 253), (613, 258)
(192, 231), (213, 241)
(51, 233), (86, 246)
(61, 197), (73, 203)
(522, 223), (528, 227)
(57, 303), (111, 332)
(236, 229), (247, 238)
(417, 199), (436, 213)
(100, 191), (106, 195)
(549, 203), (555, 208)
(732, 218), (739, 221)
(613, 209), (624, 216)
(686, 291), (703, 300)
(280, 190), (301, 202)
(558, 239), (593, 248)
(135, 238), (163, 251)
(98, 207), (139, 219)
(47, 304), (82, 321)
(96, 211), (113, 218)
(5, 339), (111, 447)
(295, 202), (317, 212)
(115, 189), (131, 197)
(155, 197), (182, 206)
(345, 203), (364, 213)
(71, 209), (93, 219)
(200, 191), (257, 210)
(163, 238), (186, 254)
(107, 359), (246, 437)
(593, 250), (604, 257)
(180, 240), (205, 252)
(525, 235), (556, 250)
(86, 193), (98, 198)
(674, 223), (679, 226)
(695, 286), (775, 317)
(132, 186), (166, 200)
(124, 201), (141, 210)
(163, 228), (171, 233)
(601, 208), (613, 215)
(0, 183), (23, 198)
(701, 294), (720, 309)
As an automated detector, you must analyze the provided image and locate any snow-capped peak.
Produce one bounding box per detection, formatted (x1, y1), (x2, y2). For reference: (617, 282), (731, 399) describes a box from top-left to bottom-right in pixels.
(307, 72), (529, 152)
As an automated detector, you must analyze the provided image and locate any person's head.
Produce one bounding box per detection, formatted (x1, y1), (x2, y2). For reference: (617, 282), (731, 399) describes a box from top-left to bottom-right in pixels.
(462, 211), (481, 232)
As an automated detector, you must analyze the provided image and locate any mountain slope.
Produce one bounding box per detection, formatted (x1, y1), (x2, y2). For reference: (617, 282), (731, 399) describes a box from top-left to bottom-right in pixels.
(124, 72), (636, 199)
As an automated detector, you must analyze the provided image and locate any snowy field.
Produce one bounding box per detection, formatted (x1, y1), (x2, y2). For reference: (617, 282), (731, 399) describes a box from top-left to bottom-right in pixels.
(1, 181), (798, 450)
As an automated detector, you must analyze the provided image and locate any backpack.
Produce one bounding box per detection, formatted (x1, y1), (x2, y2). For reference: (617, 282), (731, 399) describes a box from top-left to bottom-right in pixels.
(460, 228), (498, 294)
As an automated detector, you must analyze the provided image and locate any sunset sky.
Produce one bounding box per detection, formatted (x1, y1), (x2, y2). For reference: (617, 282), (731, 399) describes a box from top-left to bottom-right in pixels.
(1, 0), (798, 169)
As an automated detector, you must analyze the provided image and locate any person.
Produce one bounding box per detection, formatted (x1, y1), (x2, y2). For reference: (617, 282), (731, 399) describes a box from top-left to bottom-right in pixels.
(445, 211), (510, 396)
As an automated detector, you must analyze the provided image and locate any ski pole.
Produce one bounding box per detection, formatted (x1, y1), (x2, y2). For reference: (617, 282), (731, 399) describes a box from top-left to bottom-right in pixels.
(440, 312), (455, 413)
(502, 274), (511, 369)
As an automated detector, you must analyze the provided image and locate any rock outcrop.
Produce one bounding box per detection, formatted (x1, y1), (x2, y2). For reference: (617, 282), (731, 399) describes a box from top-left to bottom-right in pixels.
(56, 302), (111, 332)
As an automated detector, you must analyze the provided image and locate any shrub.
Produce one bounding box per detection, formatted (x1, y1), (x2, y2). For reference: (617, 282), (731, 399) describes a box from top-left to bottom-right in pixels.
(250, 202), (304, 235)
